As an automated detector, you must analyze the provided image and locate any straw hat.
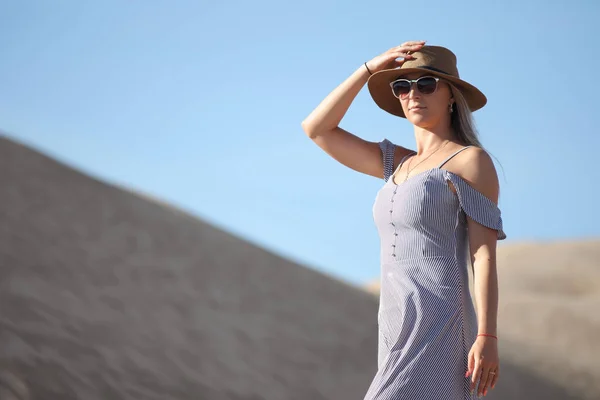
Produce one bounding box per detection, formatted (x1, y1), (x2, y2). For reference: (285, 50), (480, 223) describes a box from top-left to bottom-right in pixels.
(367, 45), (487, 118)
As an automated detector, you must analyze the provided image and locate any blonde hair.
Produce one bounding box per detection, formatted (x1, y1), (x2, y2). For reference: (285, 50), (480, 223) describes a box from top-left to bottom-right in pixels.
(448, 83), (505, 184)
(448, 84), (482, 148)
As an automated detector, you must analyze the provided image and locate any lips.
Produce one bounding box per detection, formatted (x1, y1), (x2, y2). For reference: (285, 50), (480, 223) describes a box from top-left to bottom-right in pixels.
(409, 106), (426, 111)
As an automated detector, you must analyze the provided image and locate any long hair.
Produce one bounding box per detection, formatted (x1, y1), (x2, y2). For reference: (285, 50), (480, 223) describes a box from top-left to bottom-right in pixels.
(448, 83), (505, 188)
(448, 84), (483, 148)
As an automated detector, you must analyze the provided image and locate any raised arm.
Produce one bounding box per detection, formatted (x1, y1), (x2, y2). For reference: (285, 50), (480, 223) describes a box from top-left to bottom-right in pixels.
(301, 41), (426, 179)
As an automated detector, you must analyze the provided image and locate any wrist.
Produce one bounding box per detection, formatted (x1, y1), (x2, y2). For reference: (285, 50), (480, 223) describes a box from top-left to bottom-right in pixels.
(477, 333), (498, 340)
(364, 61), (373, 76)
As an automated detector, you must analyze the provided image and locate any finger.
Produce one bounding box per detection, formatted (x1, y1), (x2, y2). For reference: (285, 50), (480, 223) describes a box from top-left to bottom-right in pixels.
(396, 45), (423, 54)
(392, 42), (425, 53)
(404, 42), (426, 51)
(490, 368), (499, 389)
(483, 368), (499, 396)
(478, 364), (492, 397)
(485, 371), (497, 395)
(393, 52), (414, 60)
(471, 356), (483, 393)
(400, 40), (427, 47)
(391, 48), (414, 55)
(466, 350), (475, 378)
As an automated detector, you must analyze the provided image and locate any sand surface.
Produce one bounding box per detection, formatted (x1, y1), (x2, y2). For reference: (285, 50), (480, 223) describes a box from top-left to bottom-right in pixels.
(0, 135), (593, 399)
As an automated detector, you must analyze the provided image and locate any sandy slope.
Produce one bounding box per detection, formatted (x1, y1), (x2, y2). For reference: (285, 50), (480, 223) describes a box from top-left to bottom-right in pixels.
(0, 135), (590, 399)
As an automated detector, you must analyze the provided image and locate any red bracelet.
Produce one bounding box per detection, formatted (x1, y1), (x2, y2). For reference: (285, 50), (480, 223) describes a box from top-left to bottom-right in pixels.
(477, 333), (498, 339)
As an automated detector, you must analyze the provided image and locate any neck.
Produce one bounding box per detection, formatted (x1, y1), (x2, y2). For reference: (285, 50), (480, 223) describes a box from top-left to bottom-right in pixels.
(413, 125), (455, 155)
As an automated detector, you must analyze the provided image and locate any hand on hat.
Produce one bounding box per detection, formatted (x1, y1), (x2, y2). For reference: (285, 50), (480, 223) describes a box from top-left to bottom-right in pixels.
(366, 41), (426, 74)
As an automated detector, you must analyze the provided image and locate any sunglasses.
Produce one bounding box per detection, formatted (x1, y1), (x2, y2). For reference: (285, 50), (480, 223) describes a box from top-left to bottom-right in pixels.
(390, 76), (440, 98)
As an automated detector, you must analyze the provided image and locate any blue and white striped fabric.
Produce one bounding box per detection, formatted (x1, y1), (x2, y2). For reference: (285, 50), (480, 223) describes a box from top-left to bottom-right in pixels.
(366, 138), (506, 400)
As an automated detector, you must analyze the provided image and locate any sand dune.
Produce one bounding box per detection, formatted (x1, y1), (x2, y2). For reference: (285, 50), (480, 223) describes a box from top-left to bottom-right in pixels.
(0, 135), (590, 399)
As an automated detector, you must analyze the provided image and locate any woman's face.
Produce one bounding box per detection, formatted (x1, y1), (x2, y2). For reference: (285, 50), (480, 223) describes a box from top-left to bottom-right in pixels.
(393, 72), (454, 129)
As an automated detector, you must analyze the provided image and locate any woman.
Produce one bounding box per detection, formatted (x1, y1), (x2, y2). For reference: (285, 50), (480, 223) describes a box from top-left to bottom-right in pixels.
(301, 41), (505, 399)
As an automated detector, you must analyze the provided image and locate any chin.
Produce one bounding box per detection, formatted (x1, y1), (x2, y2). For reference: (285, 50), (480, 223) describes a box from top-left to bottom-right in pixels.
(407, 114), (434, 127)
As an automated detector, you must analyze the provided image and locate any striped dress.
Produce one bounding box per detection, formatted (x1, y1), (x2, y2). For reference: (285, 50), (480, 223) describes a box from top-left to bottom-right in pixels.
(365, 139), (506, 400)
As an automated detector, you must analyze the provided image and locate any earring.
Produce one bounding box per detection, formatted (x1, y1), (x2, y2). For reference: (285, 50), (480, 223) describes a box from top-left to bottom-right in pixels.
(449, 103), (454, 113)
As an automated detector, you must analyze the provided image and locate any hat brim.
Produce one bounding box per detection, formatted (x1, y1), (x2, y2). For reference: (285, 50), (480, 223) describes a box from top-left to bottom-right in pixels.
(367, 67), (487, 118)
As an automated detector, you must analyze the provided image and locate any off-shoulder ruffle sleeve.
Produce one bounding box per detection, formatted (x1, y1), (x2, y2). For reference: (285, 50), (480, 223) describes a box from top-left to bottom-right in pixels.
(444, 170), (507, 240)
(378, 138), (396, 182)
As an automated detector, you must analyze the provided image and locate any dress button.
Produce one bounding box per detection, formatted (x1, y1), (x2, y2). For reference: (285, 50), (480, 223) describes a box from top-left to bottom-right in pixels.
(394, 233), (398, 236)
(392, 253), (396, 257)
(390, 222), (395, 226)
(389, 210), (393, 214)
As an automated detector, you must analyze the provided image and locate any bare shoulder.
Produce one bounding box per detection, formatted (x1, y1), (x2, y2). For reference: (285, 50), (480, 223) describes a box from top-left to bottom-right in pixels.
(451, 146), (499, 204)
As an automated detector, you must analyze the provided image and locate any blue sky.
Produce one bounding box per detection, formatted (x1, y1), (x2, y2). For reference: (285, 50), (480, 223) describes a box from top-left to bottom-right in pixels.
(2, 1), (599, 285)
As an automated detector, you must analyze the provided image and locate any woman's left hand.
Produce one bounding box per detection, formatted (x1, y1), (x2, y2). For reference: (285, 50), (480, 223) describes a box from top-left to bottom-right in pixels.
(466, 336), (499, 397)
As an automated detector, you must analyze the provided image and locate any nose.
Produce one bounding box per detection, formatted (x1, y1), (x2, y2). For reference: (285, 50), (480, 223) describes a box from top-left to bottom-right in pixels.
(407, 83), (420, 99)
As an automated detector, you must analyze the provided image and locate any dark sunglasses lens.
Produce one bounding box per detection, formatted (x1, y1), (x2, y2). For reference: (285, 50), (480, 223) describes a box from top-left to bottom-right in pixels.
(417, 77), (437, 94)
(392, 80), (411, 97)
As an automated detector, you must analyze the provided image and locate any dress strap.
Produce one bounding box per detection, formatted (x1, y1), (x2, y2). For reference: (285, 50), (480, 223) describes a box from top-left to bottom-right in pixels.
(437, 146), (473, 168)
(397, 153), (413, 170)
(391, 151), (416, 177)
